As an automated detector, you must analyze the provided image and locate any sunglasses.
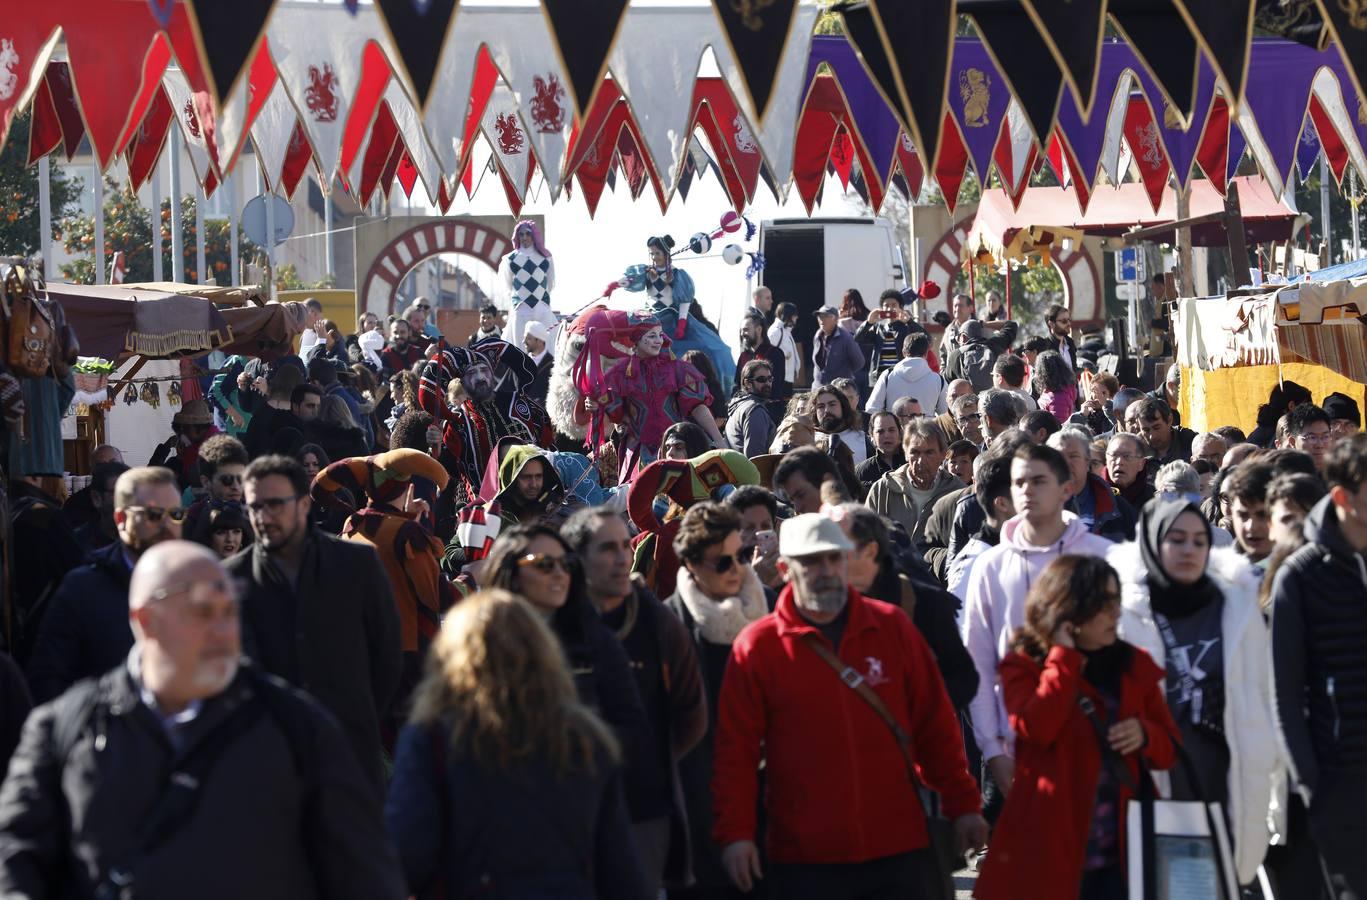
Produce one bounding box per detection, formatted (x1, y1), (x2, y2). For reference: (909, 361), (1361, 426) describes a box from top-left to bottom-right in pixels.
(417, 304), (430, 310)
(215, 473), (243, 488)
(703, 553), (740, 574)
(125, 505), (188, 524)
(517, 553), (572, 575)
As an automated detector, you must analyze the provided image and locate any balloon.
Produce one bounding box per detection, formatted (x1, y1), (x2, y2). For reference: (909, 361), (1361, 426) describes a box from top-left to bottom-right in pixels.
(719, 210), (742, 234)
(722, 244), (745, 265)
(689, 232), (712, 255)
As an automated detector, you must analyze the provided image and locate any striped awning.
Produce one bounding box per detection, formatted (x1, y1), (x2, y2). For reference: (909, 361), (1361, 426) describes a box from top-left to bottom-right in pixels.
(1277, 321), (1367, 385)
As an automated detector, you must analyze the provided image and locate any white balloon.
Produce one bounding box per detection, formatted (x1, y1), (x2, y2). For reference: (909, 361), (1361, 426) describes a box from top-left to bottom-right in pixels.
(722, 244), (744, 265)
(689, 232), (712, 255)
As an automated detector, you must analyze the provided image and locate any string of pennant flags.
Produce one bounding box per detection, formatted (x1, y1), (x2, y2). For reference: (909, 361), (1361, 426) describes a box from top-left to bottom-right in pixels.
(5, 1), (1367, 219)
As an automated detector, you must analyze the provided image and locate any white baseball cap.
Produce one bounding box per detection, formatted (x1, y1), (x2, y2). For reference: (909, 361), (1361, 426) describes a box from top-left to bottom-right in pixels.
(779, 513), (853, 558)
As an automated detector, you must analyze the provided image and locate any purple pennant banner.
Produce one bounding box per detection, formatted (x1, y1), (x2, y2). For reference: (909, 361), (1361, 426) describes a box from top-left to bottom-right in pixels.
(1297, 111), (1321, 181)
(806, 37), (901, 187)
(946, 40), (1012, 182)
(1056, 41), (1139, 189)
(1243, 39), (1324, 188)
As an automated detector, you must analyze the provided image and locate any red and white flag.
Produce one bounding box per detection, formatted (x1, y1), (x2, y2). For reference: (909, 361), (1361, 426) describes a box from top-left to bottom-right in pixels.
(109, 252), (126, 284)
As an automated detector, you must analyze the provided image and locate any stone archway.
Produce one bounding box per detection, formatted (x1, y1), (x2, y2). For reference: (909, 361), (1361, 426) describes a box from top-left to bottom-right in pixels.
(354, 214), (538, 317)
(920, 213), (1104, 326)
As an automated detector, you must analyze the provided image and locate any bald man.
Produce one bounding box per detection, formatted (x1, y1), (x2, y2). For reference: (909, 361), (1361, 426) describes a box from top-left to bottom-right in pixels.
(0, 542), (405, 900)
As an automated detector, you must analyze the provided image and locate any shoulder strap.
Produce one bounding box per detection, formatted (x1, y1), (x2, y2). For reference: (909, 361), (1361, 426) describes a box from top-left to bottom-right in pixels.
(799, 633), (921, 790)
(1076, 694), (1140, 793)
(241, 667), (316, 779)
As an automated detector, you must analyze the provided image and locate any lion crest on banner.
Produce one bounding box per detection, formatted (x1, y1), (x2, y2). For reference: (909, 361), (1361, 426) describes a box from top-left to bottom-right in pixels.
(0, 39), (19, 101)
(305, 63), (340, 122)
(1138, 121), (1164, 169)
(960, 68), (991, 128)
(732, 112), (758, 154)
(531, 73), (566, 133)
(495, 112), (525, 155)
(184, 98), (201, 140)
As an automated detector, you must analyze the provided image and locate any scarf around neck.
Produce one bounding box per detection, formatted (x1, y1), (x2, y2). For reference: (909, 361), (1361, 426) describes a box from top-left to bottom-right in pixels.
(1139, 498), (1222, 619)
(676, 565), (768, 645)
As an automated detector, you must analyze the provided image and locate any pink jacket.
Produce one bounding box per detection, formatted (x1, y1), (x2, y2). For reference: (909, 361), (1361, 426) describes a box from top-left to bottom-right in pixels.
(959, 513), (1115, 761)
(1038, 383), (1077, 424)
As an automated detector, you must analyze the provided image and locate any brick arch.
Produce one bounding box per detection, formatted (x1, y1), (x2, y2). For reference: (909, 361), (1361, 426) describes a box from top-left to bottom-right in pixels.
(921, 214), (1103, 326)
(360, 220), (513, 317)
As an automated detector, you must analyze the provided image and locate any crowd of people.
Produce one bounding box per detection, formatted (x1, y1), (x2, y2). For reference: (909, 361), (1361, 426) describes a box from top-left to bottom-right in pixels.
(1, 282), (1366, 900)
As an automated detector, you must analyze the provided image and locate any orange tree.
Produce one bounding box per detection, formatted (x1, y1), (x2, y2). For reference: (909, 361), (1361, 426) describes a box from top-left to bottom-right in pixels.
(0, 113), (84, 258)
(59, 177), (254, 284)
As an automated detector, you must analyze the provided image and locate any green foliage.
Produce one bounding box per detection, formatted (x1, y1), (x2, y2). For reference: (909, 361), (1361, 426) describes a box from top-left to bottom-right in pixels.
(58, 178), (254, 285)
(273, 263), (334, 292)
(0, 113), (84, 259)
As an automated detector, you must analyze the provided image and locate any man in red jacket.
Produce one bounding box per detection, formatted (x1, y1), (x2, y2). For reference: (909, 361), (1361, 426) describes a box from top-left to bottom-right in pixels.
(711, 513), (988, 897)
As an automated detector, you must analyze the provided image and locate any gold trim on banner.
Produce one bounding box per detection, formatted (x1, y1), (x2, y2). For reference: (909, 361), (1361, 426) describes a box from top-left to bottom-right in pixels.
(1017, 0), (1110, 121)
(24, 66), (62, 167)
(963, 14), (1066, 149)
(1169, 0), (1256, 112)
(1307, 66), (1367, 185)
(706, 0), (802, 126)
(1315, 0), (1367, 141)
(126, 86), (174, 194)
(160, 71), (220, 190)
(693, 97), (754, 206)
(537, 0), (631, 125)
(479, 100), (545, 210)
(940, 83), (1010, 187)
(1106, 14), (1201, 132)
(863, 0), (958, 174)
(2, 26), (61, 157)
(1127, 69), (1224, 189)
(63, 27), (167, 171)
(358, 103), (402, 207)
(182, 0), (278, 121)
(1055, 65), (1135, 201)
(820, 65), (900, 191)
(374, 0), (460, 117)
(265, 17), (388, 193)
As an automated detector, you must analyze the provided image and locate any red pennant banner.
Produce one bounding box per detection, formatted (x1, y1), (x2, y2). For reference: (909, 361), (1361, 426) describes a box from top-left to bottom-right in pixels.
(1195, 96), (1230, 195)
(339, 40), (394, 179)
(124, 87), (174, 190)
(280, 119), (314, 198)
(26, 75), (63, 165)
(1308, 94), (1350, 184)
(935, 112), (969, 215)
(1122, 95), (1171, 214)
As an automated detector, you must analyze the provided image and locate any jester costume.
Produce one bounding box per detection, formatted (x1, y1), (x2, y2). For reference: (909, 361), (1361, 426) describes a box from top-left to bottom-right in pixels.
(617, 235), (735, 394)
(500, 219), (559, 347)
(309, 448), (454, 746)
(417, 341), (555, 493)
(627, 449), (760, 597)
(598, 313), (713, 482)
(449, 438), (567, 572)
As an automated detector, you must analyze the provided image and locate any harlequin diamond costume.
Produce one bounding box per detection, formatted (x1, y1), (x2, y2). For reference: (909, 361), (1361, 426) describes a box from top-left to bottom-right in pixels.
(611, 234), (735, 395)
(308, 448), (454, 747)
(500, 219), (559, 347)
(417, 340), (555, 492)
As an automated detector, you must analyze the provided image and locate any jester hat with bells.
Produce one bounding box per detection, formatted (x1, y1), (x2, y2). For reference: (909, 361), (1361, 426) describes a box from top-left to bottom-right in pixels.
(565, 305), (671, 447)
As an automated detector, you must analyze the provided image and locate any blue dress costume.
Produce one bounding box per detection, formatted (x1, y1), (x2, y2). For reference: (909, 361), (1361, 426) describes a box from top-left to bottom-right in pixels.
(619, 263), (735, 396)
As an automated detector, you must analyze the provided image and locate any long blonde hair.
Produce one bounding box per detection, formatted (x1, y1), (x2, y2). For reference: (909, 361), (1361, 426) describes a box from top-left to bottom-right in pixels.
(408, 590), (619, 774)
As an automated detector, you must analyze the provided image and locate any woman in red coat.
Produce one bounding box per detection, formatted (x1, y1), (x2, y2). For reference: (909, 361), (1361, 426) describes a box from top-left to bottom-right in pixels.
(974, 555), (1179, 900)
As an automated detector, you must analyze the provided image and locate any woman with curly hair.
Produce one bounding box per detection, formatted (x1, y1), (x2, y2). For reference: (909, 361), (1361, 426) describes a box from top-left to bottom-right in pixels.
(837, 288), (869, 334)
(1032, 349), (1078, 425)
(385, 590), (652, 900)
(974, 555), (1177, 900)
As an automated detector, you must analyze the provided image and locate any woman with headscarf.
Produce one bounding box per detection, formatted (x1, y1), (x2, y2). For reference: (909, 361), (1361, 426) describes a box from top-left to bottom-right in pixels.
(1109, 499), (1279, 888)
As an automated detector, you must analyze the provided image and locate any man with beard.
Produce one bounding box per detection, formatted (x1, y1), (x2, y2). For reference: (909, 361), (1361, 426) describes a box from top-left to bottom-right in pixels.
(229, 456), (402, 793)
(27, 467), (186, 702)
(417, 343), (555, 493)
(726, 360), (778, 457)
(712, 513), (987, 896)
(0, 542), (405, 900)
(735, 314), (789, 407)
(381, 319), (426, 375)
(867, 419), (964, 545)
(562, 508), (706, 896)
(812, 384), (869, 467)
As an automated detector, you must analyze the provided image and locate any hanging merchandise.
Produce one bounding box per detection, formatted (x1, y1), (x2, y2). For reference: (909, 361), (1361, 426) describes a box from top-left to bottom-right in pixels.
(123, 383), (139, 405)
(140, 382), (161, 409)
(167, 381), (183, 407)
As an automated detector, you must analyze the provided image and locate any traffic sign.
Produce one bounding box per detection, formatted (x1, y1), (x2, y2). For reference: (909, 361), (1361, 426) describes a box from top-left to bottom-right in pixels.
(241, 193), (295, 247)
(1115, 247), (1146, 282)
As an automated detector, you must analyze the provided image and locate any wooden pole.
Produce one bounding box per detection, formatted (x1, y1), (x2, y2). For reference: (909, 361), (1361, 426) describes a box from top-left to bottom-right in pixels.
(1224, 182), (1251, 281)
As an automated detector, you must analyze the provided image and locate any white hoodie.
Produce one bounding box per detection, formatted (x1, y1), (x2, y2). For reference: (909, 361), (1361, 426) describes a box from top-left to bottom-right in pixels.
(961, 512), (1116, 760)
(865, 357), (948, 416)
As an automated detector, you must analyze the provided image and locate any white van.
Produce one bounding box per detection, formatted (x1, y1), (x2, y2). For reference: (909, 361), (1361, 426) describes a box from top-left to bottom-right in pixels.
(719, 217), (906, 385)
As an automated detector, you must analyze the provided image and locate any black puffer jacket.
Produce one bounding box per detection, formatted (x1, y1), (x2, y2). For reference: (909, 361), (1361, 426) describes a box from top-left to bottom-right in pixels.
(1270, 495), (1367, 802)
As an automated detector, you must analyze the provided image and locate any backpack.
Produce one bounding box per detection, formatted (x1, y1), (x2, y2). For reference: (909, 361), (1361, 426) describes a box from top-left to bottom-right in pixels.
(957, 343), (995, 391)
